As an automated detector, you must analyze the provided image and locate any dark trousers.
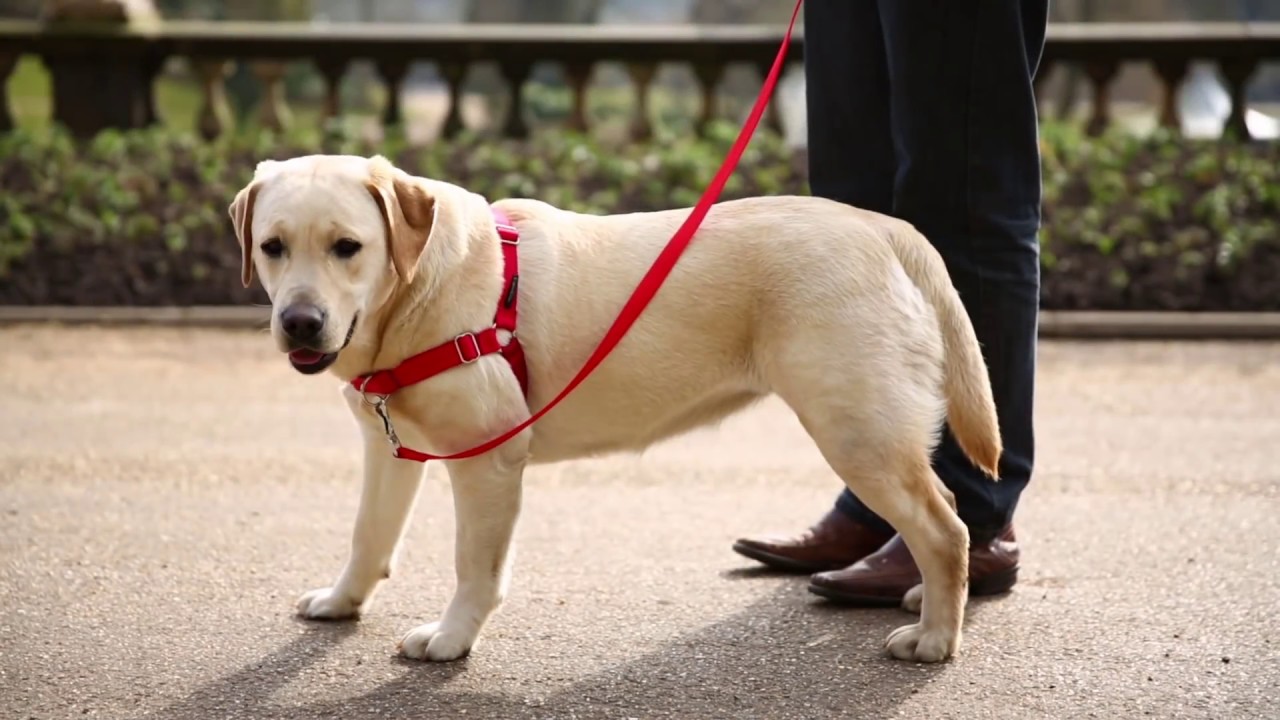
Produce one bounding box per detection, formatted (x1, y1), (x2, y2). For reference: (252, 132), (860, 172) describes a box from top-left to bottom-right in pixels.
(804, 0), (1048, 545)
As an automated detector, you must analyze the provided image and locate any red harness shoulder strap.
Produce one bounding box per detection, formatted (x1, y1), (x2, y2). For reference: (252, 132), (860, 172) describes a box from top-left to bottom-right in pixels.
(490, 211), (528, 396)
(350, 207), (529, 423)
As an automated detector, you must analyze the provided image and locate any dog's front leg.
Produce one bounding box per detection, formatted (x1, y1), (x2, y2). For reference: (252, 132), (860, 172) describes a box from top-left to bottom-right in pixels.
(398, 434), (528, 662)
(296, 414), (426, 621)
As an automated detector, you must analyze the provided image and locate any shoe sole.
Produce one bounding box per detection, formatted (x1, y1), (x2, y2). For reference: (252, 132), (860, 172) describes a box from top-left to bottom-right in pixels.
(806, 583), (902, 607)
(807, 566), (1020, 607)
(730, 541), (851, 574)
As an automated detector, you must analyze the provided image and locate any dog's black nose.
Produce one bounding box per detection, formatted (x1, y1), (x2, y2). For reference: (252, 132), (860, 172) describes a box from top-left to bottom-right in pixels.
(280, 303), (326, 342)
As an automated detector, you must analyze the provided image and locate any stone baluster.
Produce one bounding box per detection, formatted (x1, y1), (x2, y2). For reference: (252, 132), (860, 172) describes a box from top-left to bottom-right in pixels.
(141, 51), (163, 127)
(193, 59), (233, 141)
(693, 61), (724, 136)
(376, 59), (409, 128)
(250, 61), (291, 132)
(1219, 58), (1258, 141)
(499, 61), (532, 139)
(627, 61), (657, 141)
(315, 57), (347, 122)
(1152, 58), (1188, 133)
(440, 62), (468, 139)
(564, 61), (593, 134)
(1083, 60), (1118, 137)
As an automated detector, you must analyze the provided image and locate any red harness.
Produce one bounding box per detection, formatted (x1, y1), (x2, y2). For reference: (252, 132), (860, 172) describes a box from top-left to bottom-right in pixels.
(350, 209), (529, 463)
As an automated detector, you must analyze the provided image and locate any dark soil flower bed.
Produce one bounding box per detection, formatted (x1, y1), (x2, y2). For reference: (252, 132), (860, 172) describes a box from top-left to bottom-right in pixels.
(1, 121), (1277, 310)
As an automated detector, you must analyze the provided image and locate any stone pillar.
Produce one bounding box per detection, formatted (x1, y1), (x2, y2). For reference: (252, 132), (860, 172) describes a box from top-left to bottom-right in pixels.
(41, 0), (160, 137)
(43, 0), (156, 21)
(221, 0), (310, 123)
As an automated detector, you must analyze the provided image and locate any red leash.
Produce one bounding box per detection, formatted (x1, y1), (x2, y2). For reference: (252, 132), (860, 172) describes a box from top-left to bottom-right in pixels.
(359, 0), (803, 462)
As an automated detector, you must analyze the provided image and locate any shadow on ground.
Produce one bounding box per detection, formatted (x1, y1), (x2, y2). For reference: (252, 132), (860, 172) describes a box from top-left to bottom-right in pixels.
(143, 578), (1003, 720)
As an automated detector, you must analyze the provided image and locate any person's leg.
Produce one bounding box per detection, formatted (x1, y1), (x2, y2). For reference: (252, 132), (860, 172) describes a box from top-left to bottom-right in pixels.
(802, 0), (895, 214)
(736, 0), (1047, 579)
(806, 0), (1048, 603)
(826, 0), (1045, 541)
(731, 0), (901, 572)
(802, 0), (903, 537)
(876, 0), (1046, 542)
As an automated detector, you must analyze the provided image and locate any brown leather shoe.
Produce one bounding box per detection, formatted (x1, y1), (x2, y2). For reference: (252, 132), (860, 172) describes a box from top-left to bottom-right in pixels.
(732, 509), (896, 573)
(807, 525), (1020, 606)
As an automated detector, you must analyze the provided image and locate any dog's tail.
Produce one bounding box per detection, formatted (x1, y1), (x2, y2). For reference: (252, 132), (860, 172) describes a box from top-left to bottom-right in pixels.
(884, 226), (1003, 479)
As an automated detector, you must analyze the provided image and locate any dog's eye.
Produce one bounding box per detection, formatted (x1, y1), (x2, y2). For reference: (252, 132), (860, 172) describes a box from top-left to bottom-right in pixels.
(333, 238), (362, 259)
(260, 238), (285, 258)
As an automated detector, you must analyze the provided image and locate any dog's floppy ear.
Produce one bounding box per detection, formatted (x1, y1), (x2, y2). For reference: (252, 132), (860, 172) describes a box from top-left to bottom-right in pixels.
(227, 181), (262, 289)
(365, 156), (436, 284)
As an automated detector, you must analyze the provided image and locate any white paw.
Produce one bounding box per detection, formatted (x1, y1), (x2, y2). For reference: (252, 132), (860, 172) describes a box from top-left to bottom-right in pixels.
(295, 587), (362, 620)
(397, 621), (475, 662)
(902, 583), (924, 614)
(884, 622), (958, 663)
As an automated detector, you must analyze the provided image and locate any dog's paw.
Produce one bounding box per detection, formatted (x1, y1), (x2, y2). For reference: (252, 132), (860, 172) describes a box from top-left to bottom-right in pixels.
(902, 584), (924, 614)
(397, 621), (474, 662)
(295, 587), (361, 620)
(884, 622), (957, 663)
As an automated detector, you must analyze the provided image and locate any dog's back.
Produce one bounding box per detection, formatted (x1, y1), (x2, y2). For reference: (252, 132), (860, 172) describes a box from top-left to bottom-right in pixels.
(493, 195), (996, 472)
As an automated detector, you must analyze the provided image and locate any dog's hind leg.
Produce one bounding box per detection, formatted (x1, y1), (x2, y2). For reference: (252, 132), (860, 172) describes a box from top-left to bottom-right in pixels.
(872, 457), (968, 662)
(810, 427), (969, 662)
(902, 471), (958, 616)
(772, 336), (969, 661)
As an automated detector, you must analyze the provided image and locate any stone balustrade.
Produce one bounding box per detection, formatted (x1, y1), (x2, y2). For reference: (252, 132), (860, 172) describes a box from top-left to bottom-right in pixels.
(0, 19), (1278, 141)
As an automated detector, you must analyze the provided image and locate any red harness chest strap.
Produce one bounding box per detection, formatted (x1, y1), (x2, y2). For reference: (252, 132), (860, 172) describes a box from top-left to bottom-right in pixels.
(350, 208), (529, 456)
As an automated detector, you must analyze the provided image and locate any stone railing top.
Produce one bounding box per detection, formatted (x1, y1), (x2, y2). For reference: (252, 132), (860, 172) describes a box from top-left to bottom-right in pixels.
(1, 18), (801, 42)
(2, 19), (1279, 46)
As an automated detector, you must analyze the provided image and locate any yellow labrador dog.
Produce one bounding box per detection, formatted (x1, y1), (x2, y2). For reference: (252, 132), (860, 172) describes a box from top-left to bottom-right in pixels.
(227, 154), (1001, 664)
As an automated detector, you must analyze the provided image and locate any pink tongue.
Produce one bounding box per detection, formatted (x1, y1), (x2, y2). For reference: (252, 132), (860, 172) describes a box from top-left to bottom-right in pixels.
(289, 349), (325, 365)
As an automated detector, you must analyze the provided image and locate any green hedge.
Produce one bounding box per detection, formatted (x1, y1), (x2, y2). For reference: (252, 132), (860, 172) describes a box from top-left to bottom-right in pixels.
(1, 121), (1278, 309)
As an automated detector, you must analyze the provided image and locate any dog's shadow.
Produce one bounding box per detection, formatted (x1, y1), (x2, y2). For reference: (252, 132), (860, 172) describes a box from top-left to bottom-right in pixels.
(145, 577), (1002, 720)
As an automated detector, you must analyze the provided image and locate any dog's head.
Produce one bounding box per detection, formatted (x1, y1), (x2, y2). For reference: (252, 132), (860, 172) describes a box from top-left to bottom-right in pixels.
(228, 155), (436, 375)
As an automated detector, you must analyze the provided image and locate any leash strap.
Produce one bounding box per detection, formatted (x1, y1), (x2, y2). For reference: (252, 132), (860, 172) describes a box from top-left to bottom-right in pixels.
(384, 0), (802, 462)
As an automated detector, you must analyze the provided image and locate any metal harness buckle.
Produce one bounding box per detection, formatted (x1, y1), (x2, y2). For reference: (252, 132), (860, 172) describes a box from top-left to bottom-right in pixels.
(356, 377), (402, 452)
(496, 223), (520, 245)
(454, 332), (481, 364)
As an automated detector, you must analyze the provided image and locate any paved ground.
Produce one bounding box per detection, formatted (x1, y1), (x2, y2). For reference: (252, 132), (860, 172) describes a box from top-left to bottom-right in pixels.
(1, 325), (1278, 720)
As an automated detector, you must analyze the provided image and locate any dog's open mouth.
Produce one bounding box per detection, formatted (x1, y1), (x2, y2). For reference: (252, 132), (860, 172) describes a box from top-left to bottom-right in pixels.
(286, 315), (357, 375)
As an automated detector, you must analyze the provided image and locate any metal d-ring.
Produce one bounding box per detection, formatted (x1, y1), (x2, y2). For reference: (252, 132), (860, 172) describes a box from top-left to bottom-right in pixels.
(355, 377), (401, 451)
